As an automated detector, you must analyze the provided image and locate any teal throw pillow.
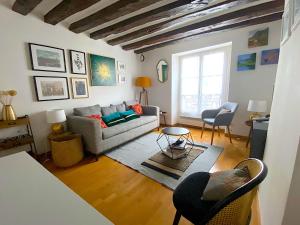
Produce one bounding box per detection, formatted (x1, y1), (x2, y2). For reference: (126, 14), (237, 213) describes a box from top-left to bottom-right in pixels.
(102, 112), (125, 127)
(120, 110), (140, 121)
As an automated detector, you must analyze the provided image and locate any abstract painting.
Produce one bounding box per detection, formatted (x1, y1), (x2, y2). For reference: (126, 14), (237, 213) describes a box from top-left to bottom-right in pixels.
(261, 49), (280, 65)
(90, 54), (116, 86)
(29, 43), (66, 72)
(248, 28), (269, 48)
(237, 53), (256, 71)
(70, 78), (89, 98)
(70, 50), (86, 75)
(33, 76), (69, 101)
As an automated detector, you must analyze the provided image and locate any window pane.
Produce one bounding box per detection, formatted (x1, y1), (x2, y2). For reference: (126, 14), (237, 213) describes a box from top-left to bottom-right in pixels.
(181, 78), (199, 95)
(181, 56), (199, 78)
(181, 95), (198, 115)
(201, 76), (223, 95)
(202, 52), (224, 76)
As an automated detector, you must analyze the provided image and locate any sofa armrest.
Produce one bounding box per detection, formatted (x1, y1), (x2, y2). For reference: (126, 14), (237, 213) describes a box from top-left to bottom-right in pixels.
(67, 115), (102, 155)
(142, 105), (160, 117)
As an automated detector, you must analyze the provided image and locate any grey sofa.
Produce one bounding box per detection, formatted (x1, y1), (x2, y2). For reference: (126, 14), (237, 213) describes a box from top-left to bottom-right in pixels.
(67, 103), (160, 157)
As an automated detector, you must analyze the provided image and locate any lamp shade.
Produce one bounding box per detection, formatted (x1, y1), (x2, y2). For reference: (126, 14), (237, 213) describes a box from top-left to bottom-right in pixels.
(247, 100), (267, 113)
(46, 109), (66, 124)
(135, 76), (152, 88)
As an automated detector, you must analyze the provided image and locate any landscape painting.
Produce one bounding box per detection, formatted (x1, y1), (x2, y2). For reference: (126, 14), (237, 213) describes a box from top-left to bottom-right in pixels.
(248, 28), (269, 48)
(29, 43), (66, 72)
(261, 49), (280, 65)
(90, 54), (116, 86)
(237, 53), (256, 71)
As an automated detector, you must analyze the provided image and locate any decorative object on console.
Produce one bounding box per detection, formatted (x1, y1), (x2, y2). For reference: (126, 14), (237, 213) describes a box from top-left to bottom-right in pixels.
(33, 76), (69, 101)
(261, 49), (280, 65)
(90, 54), (116, 86)
(247, 100), (267, 120)
(70, 78), (89, 99)
(135, 76), (152, 105)
(248, 28), (269, 48)
(237, 53), (256, 71)
(0, 90), (17, 121)
(157, 60), (168, 83)
(46, 109), (66, 135)
(70, 50), (86, 75)
(28, 43), (66, 73)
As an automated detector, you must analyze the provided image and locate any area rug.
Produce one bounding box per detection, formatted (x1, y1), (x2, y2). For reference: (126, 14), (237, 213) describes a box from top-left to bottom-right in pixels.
(142, 144), (206, 179)
(105, 132), (223, 190)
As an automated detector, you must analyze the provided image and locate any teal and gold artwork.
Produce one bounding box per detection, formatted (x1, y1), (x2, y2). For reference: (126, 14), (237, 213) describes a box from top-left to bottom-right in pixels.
(90, 54), (116, 86)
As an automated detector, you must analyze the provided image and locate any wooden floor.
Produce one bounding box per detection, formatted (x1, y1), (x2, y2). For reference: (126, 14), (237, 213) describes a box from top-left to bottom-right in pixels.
(44, 127), (260, 225)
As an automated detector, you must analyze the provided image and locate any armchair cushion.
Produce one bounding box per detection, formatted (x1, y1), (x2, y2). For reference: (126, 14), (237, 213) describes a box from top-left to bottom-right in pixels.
(203, 118), (215, 125)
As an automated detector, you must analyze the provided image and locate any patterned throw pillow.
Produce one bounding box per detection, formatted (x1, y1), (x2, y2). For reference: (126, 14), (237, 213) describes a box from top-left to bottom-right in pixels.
(86, 114), (108, 128)
(102, 112), (126, 127)
(130, 103), (143, 115)
(120, 110), (140, 121)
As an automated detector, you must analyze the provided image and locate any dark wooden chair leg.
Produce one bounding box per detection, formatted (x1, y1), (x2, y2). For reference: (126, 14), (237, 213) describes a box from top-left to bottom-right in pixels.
(227, 126), (232, 143)
(201, 123), (206, 138)
(211, 125), (215, 145)
(173, 211), (181, 225)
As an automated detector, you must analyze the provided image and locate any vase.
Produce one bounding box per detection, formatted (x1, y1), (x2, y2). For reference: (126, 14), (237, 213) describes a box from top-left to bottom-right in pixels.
(2, 105), (16, 121)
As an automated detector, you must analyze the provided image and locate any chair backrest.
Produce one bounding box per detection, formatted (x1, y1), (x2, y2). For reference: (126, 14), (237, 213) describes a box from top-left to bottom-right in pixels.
(222, 102), (239, 114)
(203, 158), (268, 225)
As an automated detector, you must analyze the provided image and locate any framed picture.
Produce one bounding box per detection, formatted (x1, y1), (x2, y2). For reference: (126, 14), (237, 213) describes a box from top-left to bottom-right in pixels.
(89, 54), (116, 86)
(248, 28), (269, 48)
(261, 49), (280, 65)
(292, 0), (300, 31)
(33, 76), (69, 101)
(70, 78), (89, 99)
(117, 61), (126, 84)
(70, 50), (86, 75)
(281, 2), (291, 45)
(117, 61), (126, 73)
(29, 43), (66, 73)
(237, 53), (256, 71)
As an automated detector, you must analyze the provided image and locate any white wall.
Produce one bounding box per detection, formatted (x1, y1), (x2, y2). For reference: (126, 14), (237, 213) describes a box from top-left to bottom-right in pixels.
(140, 21), (281, 136)
(259, 21), (300, 225)
(0, 4), (141, 155)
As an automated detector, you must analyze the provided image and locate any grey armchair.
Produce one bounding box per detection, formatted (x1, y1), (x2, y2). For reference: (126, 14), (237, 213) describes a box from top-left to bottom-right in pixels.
(201, 102), (239, 145)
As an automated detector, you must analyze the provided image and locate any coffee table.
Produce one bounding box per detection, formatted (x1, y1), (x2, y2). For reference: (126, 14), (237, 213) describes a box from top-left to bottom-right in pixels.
(156, 127), (194, 159)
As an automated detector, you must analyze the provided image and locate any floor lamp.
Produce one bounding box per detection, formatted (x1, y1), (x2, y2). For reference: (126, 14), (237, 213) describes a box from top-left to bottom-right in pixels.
(135, 76), (152, 105)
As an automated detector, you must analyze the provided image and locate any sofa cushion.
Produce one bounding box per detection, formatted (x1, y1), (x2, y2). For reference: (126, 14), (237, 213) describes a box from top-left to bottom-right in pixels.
(130, 103), (143, 115)
(102, 115), (157, 139)
(102, 112), (125, 127)
(74, 105), (101, 116)
(124, 100), (139, 110)
(111, 103), (126, 112)
(120, 110), (140, 121)
(101, 105), (117, 116)
(86, 114), (108, 128)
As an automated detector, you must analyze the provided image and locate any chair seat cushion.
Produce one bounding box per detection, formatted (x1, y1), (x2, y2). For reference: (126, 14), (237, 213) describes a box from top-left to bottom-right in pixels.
(203, 118), (215, 124)
(173, 172), (216, 224)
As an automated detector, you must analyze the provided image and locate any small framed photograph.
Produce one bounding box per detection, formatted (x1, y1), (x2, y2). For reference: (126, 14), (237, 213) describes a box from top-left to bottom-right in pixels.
(29, 43), (66, 73)
(292, 0), (300, 31)
(281, 2), (291, 45)
(117, 61), (126, 73)
(70, 50), (86, 75)
(70, 78), (89, 99)
(33, 76), (69, 101)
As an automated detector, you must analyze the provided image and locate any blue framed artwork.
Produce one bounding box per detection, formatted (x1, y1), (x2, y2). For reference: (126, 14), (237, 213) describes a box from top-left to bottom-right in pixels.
(90, 54), (116, 86)
(261, 49), (280, 65)
(237, 53), (256, 71)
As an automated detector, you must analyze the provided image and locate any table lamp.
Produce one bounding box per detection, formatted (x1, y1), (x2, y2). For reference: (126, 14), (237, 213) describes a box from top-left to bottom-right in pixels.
(46, 109), (66, 135)
(135, 76), (152, 105)
(247, 100), (267, 120)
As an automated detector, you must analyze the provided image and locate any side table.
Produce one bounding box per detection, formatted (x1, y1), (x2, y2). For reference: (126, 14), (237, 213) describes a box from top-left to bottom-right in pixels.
(160, 111), (167, 126)
(245, 120), (253, 147)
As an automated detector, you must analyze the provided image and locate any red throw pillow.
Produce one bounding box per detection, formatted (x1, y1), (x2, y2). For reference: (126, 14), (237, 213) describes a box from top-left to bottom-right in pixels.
(130, 104), (143, 115)
(87, 114), (108, 128)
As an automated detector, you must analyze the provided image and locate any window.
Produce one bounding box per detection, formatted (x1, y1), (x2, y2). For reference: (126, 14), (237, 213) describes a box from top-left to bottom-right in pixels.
(179, 45), (231, 118)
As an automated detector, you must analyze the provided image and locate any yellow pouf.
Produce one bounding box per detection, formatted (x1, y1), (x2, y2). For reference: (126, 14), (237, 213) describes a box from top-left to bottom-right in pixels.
(50, 134), (84, 168)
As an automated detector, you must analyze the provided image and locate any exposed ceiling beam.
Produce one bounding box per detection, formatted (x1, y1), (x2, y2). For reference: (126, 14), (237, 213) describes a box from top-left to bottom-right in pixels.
(90, 0), (208, 40)
(122, 0), (284, 50)
(44, 0), (103, 25)
(12, 0), (42, 15)
(69, 0), (163, 33)
(134, 12), (282, 53)
(107, 0), (257, 46)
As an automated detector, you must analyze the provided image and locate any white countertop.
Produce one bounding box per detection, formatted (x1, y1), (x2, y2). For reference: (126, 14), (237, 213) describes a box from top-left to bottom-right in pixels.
(0, 152), (113, 225)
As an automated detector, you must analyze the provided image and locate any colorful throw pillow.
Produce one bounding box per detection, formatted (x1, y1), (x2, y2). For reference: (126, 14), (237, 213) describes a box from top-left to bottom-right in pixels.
(86, 114), (107, 128)
(120, 110), (140, 121)
(201, 167), (251, 201)
(130, 103), (143, 115)
(102, 112), (126, 127)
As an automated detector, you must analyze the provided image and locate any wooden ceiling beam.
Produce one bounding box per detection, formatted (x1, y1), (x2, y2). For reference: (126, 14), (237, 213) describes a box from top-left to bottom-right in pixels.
(134, 12), (283, 53)
(12, 0), (42, 15)
(44, 0), (103, 25)
(90, 0), (208, 40)
(107, 0), (256, 46)
(69, 0), (163, 33)
(122, 0), (284, 50)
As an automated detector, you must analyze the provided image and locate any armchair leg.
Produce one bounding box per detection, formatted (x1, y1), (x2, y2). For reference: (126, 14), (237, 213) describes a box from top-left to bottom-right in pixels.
(227, 126), (232, 143)
(173, 211), (181, 225)
(201, 122), (206, 138)
(211, 125), (215, 145)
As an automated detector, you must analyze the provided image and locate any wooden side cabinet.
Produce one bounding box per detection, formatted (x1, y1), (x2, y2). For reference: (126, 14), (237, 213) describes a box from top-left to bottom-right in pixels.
(0, 115), (37, 157)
